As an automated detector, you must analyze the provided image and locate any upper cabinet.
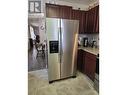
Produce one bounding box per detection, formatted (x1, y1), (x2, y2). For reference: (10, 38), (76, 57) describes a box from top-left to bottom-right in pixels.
(46, 4), (60, 18)
(59, 5), (72, 19)
(81, 11), (88, 34)
(71, 10), (85, 34)
(95, 6), (99, 33)
(46, 3), (72, 19)
(46, 3), (99, 34)
(86, 5), (99, 33)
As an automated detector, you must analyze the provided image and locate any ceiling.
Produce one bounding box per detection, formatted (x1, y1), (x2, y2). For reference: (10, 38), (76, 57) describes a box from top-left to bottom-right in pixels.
(57, 0), (98, 5)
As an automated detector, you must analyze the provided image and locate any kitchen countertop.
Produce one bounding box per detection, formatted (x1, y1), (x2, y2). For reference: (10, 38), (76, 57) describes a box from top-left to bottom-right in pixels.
(78, 46), (99, 55)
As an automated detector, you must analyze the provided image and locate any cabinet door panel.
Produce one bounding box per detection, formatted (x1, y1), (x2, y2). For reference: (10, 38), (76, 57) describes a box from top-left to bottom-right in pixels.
(95, 6), (99, 33)
(84, 52), (96, 81)
(59, 6), (72, 19)
(46, 4), (60, 18)
(87, 8), (95, 33)
(84, 57), (96, 81)
(71, 10), (84, 34)
(85, 52), (96, 61)
(86, 6), (99, 33)
(77, 50), (84, 72)
(82, 11), (88, 33)
(46, 4), (72, 19)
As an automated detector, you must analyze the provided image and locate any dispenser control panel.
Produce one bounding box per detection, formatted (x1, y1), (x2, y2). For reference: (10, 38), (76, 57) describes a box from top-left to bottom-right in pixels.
(49, 41), (59, 53)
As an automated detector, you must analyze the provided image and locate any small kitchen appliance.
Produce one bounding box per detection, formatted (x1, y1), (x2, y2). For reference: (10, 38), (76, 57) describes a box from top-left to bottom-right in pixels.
(83, 37), (88, 47)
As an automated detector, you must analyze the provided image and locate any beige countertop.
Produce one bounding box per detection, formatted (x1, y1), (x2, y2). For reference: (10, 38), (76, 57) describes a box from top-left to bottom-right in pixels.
(78, 46), (99, 55)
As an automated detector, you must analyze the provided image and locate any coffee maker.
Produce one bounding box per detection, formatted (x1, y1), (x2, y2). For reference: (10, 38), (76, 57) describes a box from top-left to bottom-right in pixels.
(83, 37), (88, 47)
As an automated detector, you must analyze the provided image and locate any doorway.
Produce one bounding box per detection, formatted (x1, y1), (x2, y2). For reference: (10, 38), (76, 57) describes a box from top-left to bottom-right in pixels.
(28, 18), (47, 72)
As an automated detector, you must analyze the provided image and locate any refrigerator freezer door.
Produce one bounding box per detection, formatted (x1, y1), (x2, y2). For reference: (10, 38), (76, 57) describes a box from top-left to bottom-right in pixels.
(60, 19), (79, 78)
(46, 18), (60, 81)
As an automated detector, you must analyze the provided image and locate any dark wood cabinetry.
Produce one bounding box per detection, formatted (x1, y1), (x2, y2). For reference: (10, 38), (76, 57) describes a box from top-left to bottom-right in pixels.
(86, 6), (99, 33)
(95, 6), (99, 33)
(84, 51), (96, 81)
(46, 4), (60, 18)
(82, 11), (88, 34)
(77, 49), (96, 81)
(46, 3), (99, 34)
(46, 3), (72, 19)
(77, 49), (84, 72)
(86, 8), (96, 33)
(59, 5), (72, 19)
(71, 10), (83, 34)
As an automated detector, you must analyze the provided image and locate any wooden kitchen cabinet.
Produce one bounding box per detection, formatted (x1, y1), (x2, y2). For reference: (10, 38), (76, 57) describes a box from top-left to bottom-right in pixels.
(46, 4), (60, 18)
(86, 7), (96, 33)
(86, 5), (99, 33)
(77, 49), (84, 72)
(46, 3), (72, 19)
(84, 51), (96, 81)
(71, 10), (87, 34)
(71, 10), (82, 34)
(77, 49), (97, 81)
(95, 6), (99, 33)
(71, 6), (99, 34)
(46, 3), (99, 34)
(82, 11), (88, 34)
(59, 5), (72, 19)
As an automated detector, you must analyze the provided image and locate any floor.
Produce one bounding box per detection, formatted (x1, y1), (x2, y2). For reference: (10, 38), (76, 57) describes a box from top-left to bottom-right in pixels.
(28, 69), (98, 95)
(28, 45), (48, 71)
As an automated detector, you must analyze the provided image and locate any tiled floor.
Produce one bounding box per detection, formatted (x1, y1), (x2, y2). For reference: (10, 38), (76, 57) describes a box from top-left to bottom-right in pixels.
(28, 69), (98, 95)
(28, 46), (48, 71)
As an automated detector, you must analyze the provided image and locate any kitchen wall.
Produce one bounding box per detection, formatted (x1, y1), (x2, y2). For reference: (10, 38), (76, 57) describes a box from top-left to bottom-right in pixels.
(28, 0), (45, 13)
(79, 34), (99, 47)
(28, 0), (46, 43)
(46, 0), (99, 11)
(28, 0), (99, 44)
(28, 18), (46, 43)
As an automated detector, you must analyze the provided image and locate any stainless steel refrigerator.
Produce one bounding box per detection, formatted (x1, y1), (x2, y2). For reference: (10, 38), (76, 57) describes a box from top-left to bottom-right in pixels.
(46, 18), (79, 83)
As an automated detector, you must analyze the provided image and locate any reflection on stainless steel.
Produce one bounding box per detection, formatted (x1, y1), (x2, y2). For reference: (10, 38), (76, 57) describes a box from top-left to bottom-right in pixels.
(46, 18), (60, 81)
(72, 34), (78, 75)
(46, 18), (79, 82)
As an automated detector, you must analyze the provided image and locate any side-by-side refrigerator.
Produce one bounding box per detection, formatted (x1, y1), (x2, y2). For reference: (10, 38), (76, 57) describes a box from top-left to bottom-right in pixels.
(46, 18), (79, 83)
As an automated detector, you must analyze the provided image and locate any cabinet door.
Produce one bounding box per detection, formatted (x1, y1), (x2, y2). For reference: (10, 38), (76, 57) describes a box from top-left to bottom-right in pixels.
(84, 57), (96, 81)
(82, 11), (88, 33)
(86, 9), (93, 33)
(86, 7), (97, 33)
(95, 6), (99, 33)
(46, 4), (60, 18)
(77, 50), (84, 72)
(71, 10), (80, 20)
(71, 10), (84, 34)
(84, 52), (96, 81)
(79, 11), (85, 34)
(59, 6), (72, 19)
(46, 4), (72, 19)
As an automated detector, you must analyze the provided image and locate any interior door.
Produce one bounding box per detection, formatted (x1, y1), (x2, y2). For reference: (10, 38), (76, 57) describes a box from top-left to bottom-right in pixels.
(60, 19), (79, 78)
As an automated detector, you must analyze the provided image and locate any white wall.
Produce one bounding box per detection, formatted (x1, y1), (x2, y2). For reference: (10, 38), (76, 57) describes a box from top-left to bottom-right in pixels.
(28, 0), (46, 43)
(38, 18), (46, 43)
(28, 18), (46, 43)
(28, 0), (45, 13)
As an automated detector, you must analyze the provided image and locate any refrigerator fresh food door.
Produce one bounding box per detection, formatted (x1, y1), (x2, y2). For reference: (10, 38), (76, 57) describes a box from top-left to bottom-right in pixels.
(46, 18), (60, 81)
(60, 19), (79, 78)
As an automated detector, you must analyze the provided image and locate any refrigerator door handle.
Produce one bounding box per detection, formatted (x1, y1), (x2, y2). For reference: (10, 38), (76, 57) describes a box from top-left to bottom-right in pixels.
(60, 28), (63, 60)
(58, 27), (61, 63)
(60, 19), (63, 63)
